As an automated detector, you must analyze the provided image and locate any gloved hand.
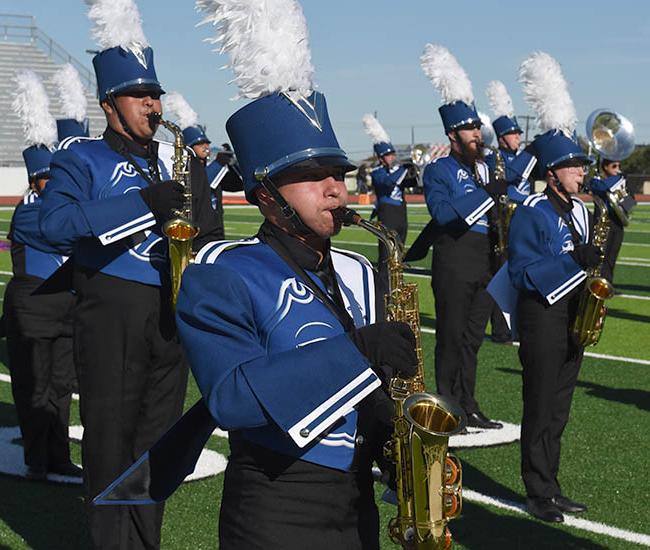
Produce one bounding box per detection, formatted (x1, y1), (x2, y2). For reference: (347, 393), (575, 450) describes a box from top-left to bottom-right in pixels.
(348, 321), (417, 382)
(139, 180), (184, 224)
(483, 178), (508, 197)
(570, 244), (602, 269)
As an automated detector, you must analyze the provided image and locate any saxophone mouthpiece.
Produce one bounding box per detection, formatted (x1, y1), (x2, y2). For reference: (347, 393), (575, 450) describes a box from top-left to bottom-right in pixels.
(332, 207), (361, 227)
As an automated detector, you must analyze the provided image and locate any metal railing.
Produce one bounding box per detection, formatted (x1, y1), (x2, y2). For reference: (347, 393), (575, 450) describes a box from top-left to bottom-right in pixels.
(0, 13), (95, 92)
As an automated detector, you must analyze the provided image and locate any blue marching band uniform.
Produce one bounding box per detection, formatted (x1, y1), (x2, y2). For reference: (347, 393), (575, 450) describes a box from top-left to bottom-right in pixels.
(501, 126), (596, 522)
(4, 143), (79, 481)
(422, 97), (511, 429)
(369, 141), (408, 295)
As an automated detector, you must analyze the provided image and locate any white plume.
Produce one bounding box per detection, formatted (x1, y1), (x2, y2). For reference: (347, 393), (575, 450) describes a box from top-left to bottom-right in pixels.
(52, 64), (88, 122)
(420, 44), (473, 105)
(486, 80), (514, 119)
(196, 0), (314, 99)
(12, 70), (57, 148)
(361, 113), (390, 144)
(519, 52), (577, 134)
(163, 92), (200, 130)
(85, 0), (149, 51)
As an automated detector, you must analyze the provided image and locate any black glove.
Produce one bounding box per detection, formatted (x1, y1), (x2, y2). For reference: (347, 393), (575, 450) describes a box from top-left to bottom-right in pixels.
(570, 244), (602, 269)
(139, 180), (184, 223)
(483, 178), (508, 197)
(348, 321), (417, 382)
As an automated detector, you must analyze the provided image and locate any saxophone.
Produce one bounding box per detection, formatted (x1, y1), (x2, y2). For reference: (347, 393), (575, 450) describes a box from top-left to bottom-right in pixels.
(571, 196), (615, 347)
(334, 207), (466, 550)
(150, 113), (200, 307)
(477, 145), (517, 257)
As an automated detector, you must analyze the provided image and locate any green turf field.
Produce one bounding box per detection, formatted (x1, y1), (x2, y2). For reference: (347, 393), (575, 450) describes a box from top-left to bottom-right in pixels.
(0, 204), (648, 549)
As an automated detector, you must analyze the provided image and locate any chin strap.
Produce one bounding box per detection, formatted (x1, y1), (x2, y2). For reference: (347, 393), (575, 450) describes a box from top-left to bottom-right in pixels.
(550, 168), (573, 202)
(107, 94), (137, 140)
(255, 170), (312, 236)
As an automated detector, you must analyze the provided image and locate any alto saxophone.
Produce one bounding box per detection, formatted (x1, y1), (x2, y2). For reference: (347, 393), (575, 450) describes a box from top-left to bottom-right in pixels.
(334, 207), (466, 550)
(150, 113), (200, 307)
(572, 196), (614, 346)
(477, 145), (517, 257)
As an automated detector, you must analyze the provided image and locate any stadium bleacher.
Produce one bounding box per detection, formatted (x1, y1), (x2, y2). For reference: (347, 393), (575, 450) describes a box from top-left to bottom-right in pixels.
(0, 14), (104, 167)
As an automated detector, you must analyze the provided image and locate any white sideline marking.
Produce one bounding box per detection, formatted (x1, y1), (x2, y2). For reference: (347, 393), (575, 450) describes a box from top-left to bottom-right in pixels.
(418, 328), (650, 366)
(463, 489), (650, 547)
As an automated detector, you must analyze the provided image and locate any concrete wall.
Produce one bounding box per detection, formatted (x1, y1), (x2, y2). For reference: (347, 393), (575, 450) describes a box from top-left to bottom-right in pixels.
(0, 167), (28, 198)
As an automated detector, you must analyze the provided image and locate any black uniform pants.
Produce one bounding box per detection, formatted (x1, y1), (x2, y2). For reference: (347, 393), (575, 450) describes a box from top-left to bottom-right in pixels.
(517, 291), (583, 499)
(219, 435), (380, 550)
(601, 218), (624, 283)
(3, 277), (75, 470)
(431, 232), (492, 415)
(73, 269), (188, 550)
(377, 202), (408, 298)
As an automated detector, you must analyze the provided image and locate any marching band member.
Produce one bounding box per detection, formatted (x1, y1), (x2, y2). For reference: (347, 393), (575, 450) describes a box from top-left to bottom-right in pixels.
(511, 52), (597, 523)
(485, 80), (537, 204)
(483, 81), (538, 344)
(419, 44), (505, 429)
(163, 91), (242, 235)
(24, 1), (221, 547)
(362, 113), (408, 295)
(178, 1), (417, 547)
(588, 158), (634, 282)
(4, 70), (79, 481)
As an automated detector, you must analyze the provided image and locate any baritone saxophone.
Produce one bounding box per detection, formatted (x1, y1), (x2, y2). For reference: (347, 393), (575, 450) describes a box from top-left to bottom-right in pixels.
(150, 113), (199, 307)
(334, 207), (466, 550)
(572, 196), (614, 346)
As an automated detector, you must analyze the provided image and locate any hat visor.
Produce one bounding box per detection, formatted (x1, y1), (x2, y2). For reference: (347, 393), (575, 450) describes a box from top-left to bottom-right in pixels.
(113, 83), (165, 97)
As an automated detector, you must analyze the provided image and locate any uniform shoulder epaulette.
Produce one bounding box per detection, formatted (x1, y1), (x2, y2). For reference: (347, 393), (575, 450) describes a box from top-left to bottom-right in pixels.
(57, 135), (103, 151)
(522, 192), (546, 207)
(194, 237), (261, 265)
(331, 247), (373, 270)
(23, 191), (38, 205)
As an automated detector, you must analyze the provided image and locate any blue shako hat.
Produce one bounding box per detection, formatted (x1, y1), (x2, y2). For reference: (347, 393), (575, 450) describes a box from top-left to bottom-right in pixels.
(182, 126), (210, 147)
(439, 101), (481, 133)
(532, 129), (593, 171)
(373, 142), (395, 157)
(57, 118), (89, 141)
(492, 115), (522, 138)
(227, 91), (355, 203)
(93, 46), (164, 101)
(22, 145), (52, 179)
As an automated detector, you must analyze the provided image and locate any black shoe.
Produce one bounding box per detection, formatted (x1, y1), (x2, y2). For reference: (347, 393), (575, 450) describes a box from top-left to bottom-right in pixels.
(552, 495), (587, 513)
(49, 462), (83, 478)
(491, 334), (513, 345)
(25, 466), (47, 481)
(466, 411), (503, 430)
(526, 497), (564, 523)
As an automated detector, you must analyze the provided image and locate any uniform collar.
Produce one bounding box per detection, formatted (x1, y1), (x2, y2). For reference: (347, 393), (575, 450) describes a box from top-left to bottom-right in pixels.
(259, 220), (330, 272)
(104, 126), (158, 160)
(545, 186), (573, 213)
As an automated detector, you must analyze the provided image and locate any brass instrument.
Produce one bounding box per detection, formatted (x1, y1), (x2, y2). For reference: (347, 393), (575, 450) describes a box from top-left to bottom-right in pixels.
(571, 195), (614, 347)
(477, 145), (517, 257)
(150, 113), (200, 307)
(585, 109), (636, 226)
(334, 207), (466, 550)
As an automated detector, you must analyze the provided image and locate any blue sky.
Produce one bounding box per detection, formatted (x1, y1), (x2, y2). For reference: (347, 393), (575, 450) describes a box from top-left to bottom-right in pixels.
(2, 1), (649, 160)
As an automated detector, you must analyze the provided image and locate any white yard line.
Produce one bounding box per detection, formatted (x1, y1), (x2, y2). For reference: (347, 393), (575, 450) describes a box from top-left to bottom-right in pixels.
(419, 327), (650, 365)
(464, 489), (650, 547)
